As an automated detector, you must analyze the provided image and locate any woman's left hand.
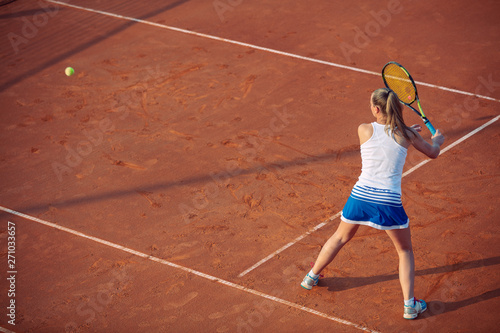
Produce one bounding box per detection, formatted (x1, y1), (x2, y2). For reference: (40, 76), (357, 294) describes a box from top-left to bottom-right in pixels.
(410, 124), (422, 132)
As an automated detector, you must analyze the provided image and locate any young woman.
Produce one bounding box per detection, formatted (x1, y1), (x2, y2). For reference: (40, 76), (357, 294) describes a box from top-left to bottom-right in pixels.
(301, 88), (445, 320)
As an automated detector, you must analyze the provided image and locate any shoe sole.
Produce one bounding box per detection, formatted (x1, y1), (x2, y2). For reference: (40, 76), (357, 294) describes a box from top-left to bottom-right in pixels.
(300, 283), (313, 290)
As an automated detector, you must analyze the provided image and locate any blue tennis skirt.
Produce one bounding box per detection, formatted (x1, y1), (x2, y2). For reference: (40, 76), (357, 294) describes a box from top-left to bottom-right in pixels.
(341, 185), (409, 230)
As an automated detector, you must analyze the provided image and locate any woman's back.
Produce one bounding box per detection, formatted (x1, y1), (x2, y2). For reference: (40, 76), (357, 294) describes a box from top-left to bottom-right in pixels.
(357, 122), (407, 194)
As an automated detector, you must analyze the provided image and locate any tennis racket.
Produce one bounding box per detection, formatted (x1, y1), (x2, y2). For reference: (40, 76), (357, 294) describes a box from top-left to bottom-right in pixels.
(382, 61), (436, 135)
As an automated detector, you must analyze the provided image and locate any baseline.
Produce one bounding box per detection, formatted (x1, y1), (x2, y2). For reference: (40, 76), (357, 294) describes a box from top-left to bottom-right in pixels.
(46, 0), (500, 103)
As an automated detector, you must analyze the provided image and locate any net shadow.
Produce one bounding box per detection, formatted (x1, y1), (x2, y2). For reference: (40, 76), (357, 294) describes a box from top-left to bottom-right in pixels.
(0, 0), (189, 92)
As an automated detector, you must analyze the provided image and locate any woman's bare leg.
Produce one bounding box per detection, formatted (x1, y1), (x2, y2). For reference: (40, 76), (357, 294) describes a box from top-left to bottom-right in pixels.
(311, 221), (360, 275)
(386, 227), (414, 301)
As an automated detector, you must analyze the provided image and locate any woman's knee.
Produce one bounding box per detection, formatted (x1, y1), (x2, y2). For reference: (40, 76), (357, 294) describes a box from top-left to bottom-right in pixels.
(332, 230), (356, 245)
(396, 245), (413, 255)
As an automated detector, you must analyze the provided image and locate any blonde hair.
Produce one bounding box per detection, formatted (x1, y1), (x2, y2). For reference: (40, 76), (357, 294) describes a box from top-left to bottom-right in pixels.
(371, 88), (411, 141)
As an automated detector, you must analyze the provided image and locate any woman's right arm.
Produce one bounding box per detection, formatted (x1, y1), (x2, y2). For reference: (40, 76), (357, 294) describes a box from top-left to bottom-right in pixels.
(408, 126), (445, 159)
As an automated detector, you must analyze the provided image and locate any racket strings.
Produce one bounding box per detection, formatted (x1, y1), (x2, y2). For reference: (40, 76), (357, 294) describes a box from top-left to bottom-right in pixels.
(383, 64), (416, 103)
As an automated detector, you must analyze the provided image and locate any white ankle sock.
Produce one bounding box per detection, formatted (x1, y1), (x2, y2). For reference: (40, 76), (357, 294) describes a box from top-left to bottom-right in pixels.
(404, 298), (415, 307)
(308, 269), (320, 279)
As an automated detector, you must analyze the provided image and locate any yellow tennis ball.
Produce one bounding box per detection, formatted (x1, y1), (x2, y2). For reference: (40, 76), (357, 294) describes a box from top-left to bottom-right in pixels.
(65, 67), (75, 76)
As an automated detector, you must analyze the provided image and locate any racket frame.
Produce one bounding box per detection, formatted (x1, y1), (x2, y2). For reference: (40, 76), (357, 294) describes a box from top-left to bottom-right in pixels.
(382, 61), (436, 135)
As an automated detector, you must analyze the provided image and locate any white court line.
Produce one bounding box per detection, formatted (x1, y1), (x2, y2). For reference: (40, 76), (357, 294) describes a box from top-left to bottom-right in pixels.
(0, 206), (379, 333)
(46, 0), (500, 103)
(0, 326), (16, 333)
(238, 212), (340, 277)
(402, 114), (500, 177)
(239, 114), (500, 277)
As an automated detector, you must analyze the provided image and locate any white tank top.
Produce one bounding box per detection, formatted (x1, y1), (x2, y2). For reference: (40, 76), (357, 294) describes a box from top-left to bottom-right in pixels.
(356, 122), (407, 194)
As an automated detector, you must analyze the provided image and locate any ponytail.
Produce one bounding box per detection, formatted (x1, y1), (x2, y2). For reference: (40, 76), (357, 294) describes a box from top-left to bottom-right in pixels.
(371, 88), (411, 141)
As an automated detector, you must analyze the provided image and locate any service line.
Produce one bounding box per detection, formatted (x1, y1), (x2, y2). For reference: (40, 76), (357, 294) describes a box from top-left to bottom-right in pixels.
(46, 0), (500, 103)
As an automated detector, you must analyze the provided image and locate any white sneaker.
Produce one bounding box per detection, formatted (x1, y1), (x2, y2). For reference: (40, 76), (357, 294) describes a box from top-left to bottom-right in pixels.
(300, 273), (319, 290)
(404, 298), (427, 319)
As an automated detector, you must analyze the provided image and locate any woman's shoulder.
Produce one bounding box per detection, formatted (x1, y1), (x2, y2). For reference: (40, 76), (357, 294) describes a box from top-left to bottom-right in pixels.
(358, 123), (374, 144)
(358, 123), (373, 132)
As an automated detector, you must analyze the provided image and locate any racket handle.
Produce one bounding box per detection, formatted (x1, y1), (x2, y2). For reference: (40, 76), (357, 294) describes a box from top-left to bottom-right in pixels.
(423, 118), (436, 135)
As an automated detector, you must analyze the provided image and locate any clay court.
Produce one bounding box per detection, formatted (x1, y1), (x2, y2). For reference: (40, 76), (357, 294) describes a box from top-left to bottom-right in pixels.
(0, 0), (499, 332)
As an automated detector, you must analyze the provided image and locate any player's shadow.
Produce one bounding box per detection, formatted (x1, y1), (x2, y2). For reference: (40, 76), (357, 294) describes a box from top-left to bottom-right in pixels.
(423, 288), (500, 318)
(320, 255), (500, 315)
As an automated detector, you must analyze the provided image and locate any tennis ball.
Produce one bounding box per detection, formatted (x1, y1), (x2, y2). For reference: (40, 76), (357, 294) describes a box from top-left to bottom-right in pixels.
(65, 67), (75, 76)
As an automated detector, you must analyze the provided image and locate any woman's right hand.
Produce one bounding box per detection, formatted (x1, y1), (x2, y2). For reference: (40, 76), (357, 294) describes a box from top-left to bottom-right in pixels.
(431, 129), (445, 146)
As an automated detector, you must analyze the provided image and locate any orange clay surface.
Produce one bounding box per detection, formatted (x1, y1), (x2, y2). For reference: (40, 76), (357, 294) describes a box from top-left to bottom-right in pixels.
(0, 0), (499, 332)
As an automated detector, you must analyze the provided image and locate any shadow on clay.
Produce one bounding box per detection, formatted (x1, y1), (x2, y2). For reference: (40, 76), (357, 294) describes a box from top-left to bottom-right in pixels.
(14, 146), (359, 214)
(320, 255), (500, 316)
(0, 0), (189, 92)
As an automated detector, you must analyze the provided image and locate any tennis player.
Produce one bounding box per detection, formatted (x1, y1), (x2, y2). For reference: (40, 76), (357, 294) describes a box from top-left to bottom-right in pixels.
(301, 88), (445, 319)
